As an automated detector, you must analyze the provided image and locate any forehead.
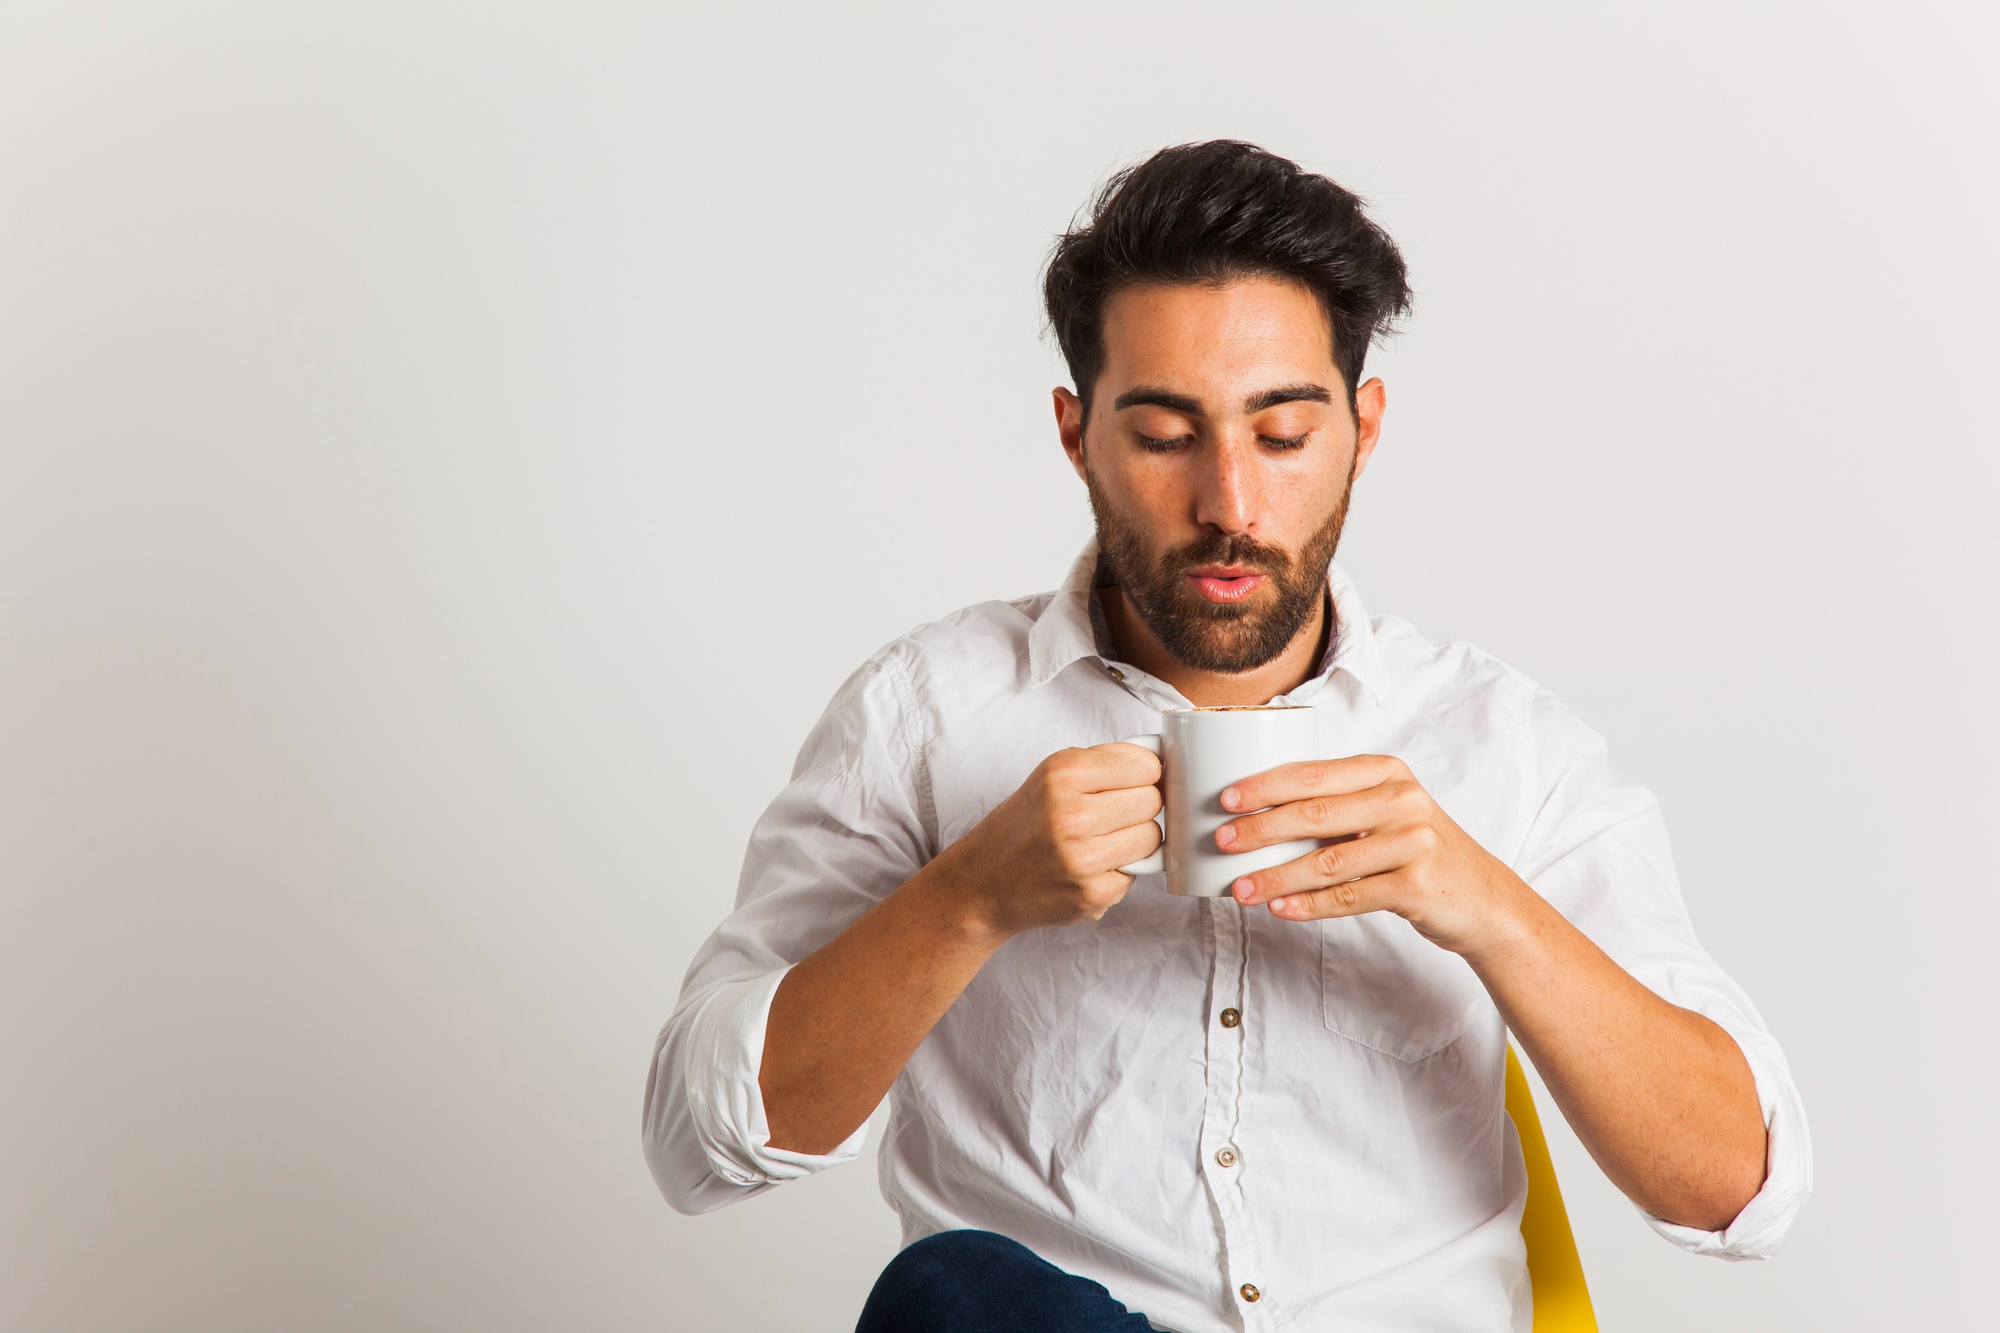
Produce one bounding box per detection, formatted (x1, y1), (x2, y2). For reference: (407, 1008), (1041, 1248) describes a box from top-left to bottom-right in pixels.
(1097, 276), (1338, 392)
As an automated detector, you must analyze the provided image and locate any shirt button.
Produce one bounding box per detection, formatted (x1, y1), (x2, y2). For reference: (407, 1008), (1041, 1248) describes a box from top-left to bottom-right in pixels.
(1240, 1283), (1262, 1303)
(1216, 1147), (1238, 1168)
(1106, 665), (1125, 681)
(1219, 1007), (1241, 1028)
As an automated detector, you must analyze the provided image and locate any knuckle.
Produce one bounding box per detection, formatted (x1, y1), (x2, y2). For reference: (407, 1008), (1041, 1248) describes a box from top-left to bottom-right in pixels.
(1313, 843), (1349, 879)
(1053, 747), (1098, 780)
(1302, 794), (1338, 826)
(1333, 880), (1364, 911)
(1081, 879), (1123, 917)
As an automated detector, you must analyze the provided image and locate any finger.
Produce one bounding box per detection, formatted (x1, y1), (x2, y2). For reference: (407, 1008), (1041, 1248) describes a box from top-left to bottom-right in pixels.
(1057, 783), (1164, 840)
(1263, 870), (1401, 922)
(1228, 827), (1420, 905)
(1220, 754), (1407, 814)
(1216, 781), (1411, 853)
(1057, 741), (1163, 794)
(1076, 871), (1138, 920)
(1075, 818), (1164, 878)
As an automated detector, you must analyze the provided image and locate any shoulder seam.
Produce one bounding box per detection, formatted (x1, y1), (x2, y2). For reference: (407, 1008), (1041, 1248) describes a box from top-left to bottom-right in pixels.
(1505, 673), (1539, 869)
(877, 649), (939, 861)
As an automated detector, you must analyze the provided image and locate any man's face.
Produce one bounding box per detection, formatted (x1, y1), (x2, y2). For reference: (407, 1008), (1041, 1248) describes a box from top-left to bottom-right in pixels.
(1055, 275), (1385, 674)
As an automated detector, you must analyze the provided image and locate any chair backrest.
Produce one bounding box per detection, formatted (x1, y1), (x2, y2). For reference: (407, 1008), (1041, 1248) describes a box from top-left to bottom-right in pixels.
(1504, 1046), (1599, 1333)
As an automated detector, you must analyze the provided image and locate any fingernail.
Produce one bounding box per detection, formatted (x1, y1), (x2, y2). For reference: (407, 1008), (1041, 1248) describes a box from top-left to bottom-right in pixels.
(1232, 877), (1254, 901)
(1221, 786), (1240, 810)
(1214, 824), (1235, 848)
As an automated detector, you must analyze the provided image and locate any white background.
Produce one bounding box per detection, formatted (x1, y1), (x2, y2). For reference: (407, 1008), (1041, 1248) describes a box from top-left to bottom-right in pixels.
(3, 3), (1995, 1329)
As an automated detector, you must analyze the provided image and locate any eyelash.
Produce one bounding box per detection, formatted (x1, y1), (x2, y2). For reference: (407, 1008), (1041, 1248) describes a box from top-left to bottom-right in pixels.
(1136, 433), (1310, 453)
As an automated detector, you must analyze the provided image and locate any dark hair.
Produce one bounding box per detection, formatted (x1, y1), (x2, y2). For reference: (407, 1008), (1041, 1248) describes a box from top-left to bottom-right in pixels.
(1043, 140), (1412, 419)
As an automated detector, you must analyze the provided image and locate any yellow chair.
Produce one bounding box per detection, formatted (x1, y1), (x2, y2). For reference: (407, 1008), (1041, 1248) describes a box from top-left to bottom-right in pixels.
(1505, 1047), (1599, 1332)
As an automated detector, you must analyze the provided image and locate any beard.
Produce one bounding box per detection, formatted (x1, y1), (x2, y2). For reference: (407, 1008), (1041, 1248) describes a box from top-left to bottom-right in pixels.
(1086, 461), (1354, 675)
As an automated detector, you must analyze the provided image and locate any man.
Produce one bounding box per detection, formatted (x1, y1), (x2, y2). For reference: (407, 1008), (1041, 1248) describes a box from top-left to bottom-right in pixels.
(643, 141), (1810, 1332)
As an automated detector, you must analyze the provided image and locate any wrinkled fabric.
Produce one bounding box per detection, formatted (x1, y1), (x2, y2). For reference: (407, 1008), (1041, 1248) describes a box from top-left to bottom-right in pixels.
(643, 543), (1811, 1333)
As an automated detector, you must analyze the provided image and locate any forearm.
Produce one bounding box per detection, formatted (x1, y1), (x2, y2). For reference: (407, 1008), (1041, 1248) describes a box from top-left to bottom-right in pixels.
(759, 743), (1161, 1156)
(759, 850), (1008, 1155)
(1214, 753), (1776, 1231)
(1465, 882), (1767, 1231)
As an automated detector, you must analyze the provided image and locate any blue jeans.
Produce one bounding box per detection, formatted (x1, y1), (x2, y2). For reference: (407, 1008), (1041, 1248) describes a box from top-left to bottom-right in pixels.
(856, 1230), (1155, 1332)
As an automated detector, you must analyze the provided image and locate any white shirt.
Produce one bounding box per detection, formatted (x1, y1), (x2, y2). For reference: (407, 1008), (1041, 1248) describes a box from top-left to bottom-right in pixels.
(643, 545), (1811, 1333)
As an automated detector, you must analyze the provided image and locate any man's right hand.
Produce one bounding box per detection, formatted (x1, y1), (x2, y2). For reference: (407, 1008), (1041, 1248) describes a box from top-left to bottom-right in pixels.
(937, 741), (1164, 938)
(760, 739), (1161, 1154)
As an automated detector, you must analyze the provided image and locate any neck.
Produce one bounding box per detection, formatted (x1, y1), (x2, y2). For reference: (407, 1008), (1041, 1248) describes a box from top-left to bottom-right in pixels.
(1100, 586), (1332, 708)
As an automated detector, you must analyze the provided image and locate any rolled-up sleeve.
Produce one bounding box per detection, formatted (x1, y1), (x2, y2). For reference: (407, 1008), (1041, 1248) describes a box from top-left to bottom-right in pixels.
(1512, 685), (1813, 1259)
(642, 650), (932, 1214)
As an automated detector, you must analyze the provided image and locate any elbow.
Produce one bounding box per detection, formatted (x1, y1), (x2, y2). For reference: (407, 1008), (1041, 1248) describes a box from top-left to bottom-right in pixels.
(1656, 1129), (1770, 1234)
(1706, 1143), (1772, 1234)
(644, 1127), (766, 1216)
(641, 1062), (758, 1216)
(662, 1176), (735, 1217)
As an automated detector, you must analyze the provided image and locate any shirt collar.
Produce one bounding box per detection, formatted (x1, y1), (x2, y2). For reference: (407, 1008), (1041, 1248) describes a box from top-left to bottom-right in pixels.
(1027, 539), (1390, 704)
(1321, 561), (1390, 704)
(1027, 541), (1107, 687)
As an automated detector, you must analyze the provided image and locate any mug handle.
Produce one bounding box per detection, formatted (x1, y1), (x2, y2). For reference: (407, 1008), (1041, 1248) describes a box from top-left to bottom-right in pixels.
(1118, 733), (1166, 876)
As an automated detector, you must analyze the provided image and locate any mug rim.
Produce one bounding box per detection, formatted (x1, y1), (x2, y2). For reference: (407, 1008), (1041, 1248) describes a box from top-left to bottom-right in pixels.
(1162, 703), (1314, 715)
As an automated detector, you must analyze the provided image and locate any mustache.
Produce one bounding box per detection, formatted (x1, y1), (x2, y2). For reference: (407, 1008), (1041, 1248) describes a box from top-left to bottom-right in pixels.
(1154, 532), (1296, 579)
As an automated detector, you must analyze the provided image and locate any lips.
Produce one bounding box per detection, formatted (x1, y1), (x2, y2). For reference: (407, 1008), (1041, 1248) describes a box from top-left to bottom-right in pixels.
(1187, 567), (1269, 603)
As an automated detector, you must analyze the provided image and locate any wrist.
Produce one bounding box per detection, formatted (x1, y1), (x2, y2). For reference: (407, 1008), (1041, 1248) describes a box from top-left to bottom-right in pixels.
(1452, 866), (1548, 969)
(906, 844), (1014, 953)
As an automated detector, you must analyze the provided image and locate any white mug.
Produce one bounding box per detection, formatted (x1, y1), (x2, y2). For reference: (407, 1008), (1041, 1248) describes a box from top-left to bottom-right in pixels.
(1121, 705), (1323, 898)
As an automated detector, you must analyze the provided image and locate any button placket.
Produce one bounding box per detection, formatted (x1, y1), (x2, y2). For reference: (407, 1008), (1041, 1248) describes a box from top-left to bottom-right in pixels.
(1200, 899), (1270, 1325)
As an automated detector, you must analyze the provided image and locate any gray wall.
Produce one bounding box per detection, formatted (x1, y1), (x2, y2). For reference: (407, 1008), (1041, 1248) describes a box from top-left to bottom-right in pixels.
(3, 3), (1994, 1329)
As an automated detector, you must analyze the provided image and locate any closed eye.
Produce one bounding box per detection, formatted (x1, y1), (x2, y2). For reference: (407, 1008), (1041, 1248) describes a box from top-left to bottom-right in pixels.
(1260, 432), (1310, 451)
(1137, 433), (1195, 453)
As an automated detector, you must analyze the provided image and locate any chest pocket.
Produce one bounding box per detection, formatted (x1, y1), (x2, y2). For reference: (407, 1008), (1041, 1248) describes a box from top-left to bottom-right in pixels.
(1321, 913), (1488, 1062)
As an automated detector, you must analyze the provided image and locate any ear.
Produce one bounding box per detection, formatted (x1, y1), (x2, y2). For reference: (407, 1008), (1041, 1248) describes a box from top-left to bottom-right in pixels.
(1054, 387), (1089, 482)
(1350, 378), (1387, 483)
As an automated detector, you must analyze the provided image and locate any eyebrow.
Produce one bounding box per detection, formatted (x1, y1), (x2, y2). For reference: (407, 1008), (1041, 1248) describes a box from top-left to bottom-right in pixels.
(1111, 383), (1334, 416)
(1242, 383), (1333, 412)
(1111, 387), (1204, 415)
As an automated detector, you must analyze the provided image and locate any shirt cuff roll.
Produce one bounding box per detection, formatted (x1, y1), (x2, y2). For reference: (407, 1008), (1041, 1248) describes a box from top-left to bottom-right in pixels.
(1641, 1023), (1813, 1259)
(680, 966), (870, 1188)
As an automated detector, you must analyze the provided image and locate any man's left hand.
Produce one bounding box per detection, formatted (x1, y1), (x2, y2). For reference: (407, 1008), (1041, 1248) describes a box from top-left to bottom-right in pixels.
(1215, 754), (1527, 957)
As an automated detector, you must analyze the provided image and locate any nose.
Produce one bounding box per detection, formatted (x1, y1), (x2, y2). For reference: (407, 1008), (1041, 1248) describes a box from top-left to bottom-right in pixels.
(1191, 434), (1258, 538)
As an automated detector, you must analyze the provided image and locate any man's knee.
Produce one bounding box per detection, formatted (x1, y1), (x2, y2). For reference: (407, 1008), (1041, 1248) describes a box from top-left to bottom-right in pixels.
(856, 1230), (1050, 1331)
(889, 1228), (1034, 1276)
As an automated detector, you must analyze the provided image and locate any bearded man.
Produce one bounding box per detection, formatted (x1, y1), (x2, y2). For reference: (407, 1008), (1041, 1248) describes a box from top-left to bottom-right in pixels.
(642, 141), (1810, 1333)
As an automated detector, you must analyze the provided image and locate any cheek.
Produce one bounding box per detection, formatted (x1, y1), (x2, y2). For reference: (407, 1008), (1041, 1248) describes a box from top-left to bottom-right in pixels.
(1096, 452), (1194, 519)
(1263, 460), (1350, 541)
